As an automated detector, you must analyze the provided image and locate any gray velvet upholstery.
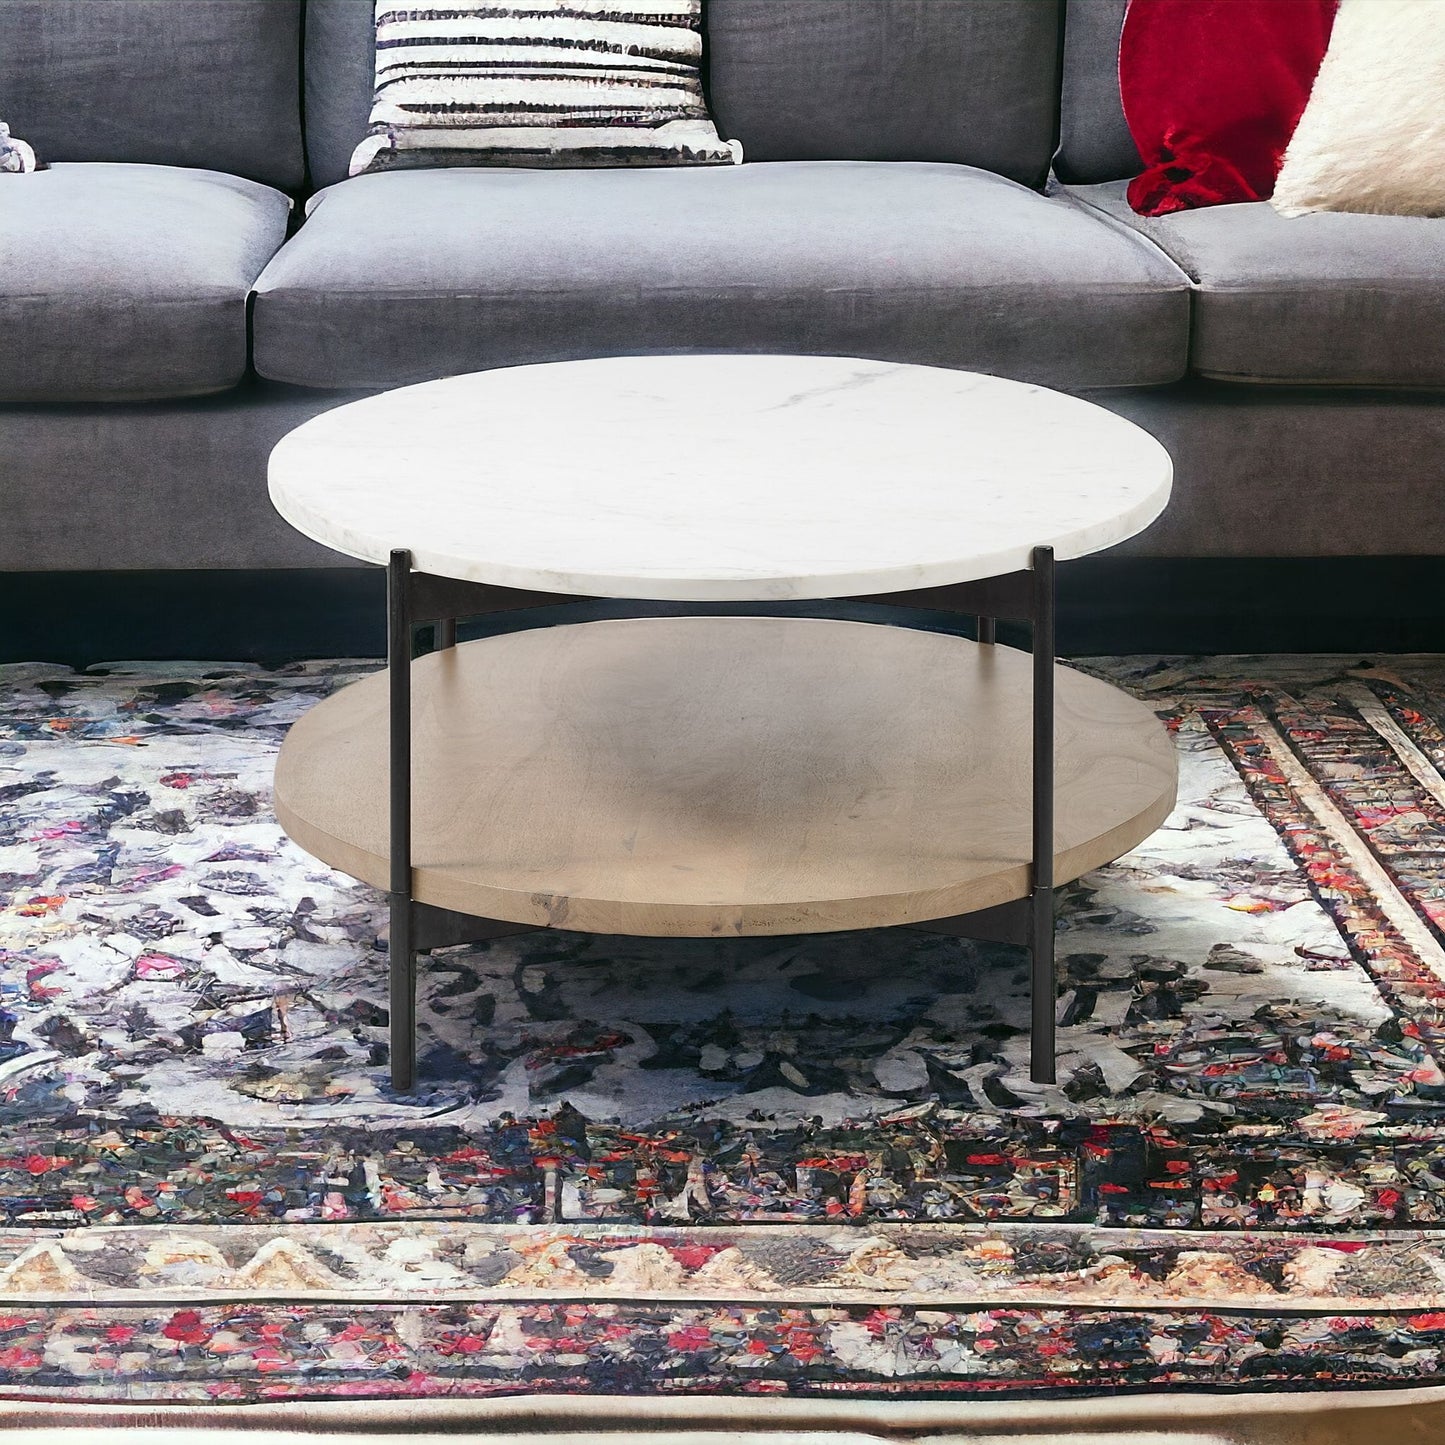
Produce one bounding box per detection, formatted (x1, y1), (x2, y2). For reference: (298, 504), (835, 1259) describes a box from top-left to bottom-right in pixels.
(1090, 385), (1445, 557)
(252, 162), (1189, 392)
(0, 0), (304, 190)
(705, 0), (1061, 187)
(301, 0), (1065, 191)
(1054, 0), (1138, 185)
(7, 380), (1443, 571)
(1069, 181), (1445, 387)
(303, 0), (378, 190)
(0, 384), (365, 572)
(4, 0), (1439, 580)
(0, 164), (293, 403)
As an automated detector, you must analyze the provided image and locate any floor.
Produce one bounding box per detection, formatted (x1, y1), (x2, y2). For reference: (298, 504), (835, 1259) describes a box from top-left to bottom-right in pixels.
(9, 1387), (1445, 1442)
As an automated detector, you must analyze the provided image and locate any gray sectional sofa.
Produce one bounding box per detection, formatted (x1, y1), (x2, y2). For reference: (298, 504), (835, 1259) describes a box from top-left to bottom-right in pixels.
(1, 0), (1440, 630)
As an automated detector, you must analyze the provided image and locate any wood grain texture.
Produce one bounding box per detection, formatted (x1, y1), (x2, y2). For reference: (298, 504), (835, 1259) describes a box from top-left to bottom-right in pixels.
(274, 617), (1177, 937)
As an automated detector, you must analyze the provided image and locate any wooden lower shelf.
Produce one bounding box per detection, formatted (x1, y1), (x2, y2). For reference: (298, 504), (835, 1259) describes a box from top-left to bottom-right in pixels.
(274, 616), (1177, 937)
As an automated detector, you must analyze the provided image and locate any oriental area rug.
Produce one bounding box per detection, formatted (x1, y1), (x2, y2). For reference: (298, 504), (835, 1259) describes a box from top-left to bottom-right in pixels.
(4, 652), (1445, 1407)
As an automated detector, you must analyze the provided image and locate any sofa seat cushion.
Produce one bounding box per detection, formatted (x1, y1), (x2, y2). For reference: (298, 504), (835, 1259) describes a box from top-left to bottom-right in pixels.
(252, 162), (1190, 391)
(0, 164), (292, 403)
(1067, 179), (1445, 386)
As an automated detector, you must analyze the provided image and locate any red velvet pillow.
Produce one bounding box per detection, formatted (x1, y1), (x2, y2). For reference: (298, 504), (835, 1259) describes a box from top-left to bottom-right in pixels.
(1120, 0), (1337, 217)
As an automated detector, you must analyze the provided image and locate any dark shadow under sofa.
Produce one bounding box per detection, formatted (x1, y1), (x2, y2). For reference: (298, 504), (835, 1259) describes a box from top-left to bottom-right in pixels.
(2, 0), (1441, 661)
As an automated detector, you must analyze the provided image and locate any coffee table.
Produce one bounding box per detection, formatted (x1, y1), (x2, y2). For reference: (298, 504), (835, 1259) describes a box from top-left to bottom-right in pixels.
(268, 355), (1177, 1093)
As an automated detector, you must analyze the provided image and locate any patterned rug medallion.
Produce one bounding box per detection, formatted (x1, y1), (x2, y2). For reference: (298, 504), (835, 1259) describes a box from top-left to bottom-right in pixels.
(4, 652), (1445, 1404)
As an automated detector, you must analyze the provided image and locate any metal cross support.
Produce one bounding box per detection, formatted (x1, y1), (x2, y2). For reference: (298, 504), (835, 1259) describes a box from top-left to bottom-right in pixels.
(384, 545), (1059, 1092)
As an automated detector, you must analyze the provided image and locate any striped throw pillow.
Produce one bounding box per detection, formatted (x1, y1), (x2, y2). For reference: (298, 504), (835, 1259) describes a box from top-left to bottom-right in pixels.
(349, 1), (742, 175)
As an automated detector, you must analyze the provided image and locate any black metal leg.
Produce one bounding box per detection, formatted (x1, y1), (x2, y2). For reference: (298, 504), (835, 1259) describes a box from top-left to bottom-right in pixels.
(976, 616), (996, 645)
(435, 617), (457, 650)
(387, 549), (417, 1093)
(1029, 545), (1056, 1085)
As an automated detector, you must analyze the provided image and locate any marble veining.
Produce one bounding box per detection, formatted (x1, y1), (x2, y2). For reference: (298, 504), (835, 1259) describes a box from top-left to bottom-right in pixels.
(268, 356), (1173, 600)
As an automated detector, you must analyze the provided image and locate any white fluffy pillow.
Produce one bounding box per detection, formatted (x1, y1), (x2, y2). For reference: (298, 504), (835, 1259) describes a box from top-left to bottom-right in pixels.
(1272, 0), (1445, 218)
(0, 121), (38, 174)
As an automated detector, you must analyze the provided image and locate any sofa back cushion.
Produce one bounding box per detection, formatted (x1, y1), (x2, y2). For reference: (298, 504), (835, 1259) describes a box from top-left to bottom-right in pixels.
(305, 0), (376, 190)
(1055, 0), (1141, 183)
(706, 0), (1061, 186)
(0, 0), (304, 190)
(304, 0), (1064, 191)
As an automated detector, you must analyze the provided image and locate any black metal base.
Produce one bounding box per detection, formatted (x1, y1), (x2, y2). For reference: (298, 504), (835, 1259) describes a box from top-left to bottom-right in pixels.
(15, 557), (1445, 668)
(384, 548), (1058, 1093)
(387, 898), (534, 1093)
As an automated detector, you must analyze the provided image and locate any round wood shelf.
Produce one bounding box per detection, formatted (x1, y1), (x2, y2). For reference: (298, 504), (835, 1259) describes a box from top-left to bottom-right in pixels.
(274, 617), (1178, 937)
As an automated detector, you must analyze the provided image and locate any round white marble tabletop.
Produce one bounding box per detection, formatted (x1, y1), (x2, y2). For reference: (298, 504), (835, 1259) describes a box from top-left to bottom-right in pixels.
(268, 355), (1172, 602)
